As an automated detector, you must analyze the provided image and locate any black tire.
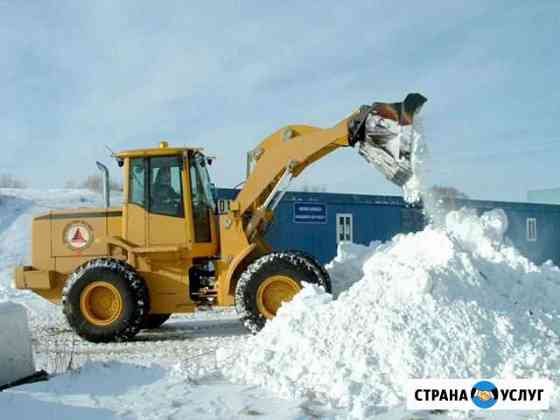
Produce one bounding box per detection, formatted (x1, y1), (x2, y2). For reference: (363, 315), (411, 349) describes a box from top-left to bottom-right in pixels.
(62, 258), (150, 343)
(235, 251), (330, 334)
(142, 314), (171, 329)
(286, 250), (332, 293)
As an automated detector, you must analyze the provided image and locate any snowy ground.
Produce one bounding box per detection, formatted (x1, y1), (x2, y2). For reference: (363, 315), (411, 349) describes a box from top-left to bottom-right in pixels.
(0, 188), (558, 419)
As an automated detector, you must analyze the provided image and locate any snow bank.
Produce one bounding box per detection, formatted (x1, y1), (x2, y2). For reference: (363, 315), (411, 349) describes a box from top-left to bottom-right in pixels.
(219, 208), (560, 418)
(0, 302), (35, 387)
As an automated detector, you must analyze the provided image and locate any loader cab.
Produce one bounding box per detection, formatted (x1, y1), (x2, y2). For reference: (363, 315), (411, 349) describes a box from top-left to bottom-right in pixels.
(118, 144), (218, 257)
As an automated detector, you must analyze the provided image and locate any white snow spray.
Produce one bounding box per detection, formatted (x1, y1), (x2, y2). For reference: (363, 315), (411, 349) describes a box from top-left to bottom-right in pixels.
(402, 118), (465, 228)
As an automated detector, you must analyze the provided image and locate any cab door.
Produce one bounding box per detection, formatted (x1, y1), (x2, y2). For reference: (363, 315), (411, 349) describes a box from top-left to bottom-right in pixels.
(186, 151), (218, 257)
(147, 156), (187, 246)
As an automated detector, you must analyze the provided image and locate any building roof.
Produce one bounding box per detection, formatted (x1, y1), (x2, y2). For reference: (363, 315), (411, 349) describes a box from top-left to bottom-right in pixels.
(217, 188), (560, 213)
(527, 188), (560, 205)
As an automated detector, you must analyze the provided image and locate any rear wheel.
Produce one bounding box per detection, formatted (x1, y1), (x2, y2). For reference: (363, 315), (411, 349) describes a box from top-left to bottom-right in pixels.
(142, 314), (171, 329)
(62, 258), (149, 343)
(235, 251), (330, 333)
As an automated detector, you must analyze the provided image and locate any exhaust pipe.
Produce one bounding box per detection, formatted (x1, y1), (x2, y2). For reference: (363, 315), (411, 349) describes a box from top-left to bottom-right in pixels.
(95, 161), (110, 208)
(348, 93), (427, 187)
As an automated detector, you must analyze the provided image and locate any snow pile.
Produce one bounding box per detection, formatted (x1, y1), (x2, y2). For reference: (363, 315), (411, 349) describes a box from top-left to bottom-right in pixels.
(219, 208), (560, 418)
(325, 241), (380, 297)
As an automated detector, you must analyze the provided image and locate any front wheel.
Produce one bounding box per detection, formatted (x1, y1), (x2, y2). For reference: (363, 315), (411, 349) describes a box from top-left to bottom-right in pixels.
(286, 250), (332, 294)
(235, 251), (330, 333)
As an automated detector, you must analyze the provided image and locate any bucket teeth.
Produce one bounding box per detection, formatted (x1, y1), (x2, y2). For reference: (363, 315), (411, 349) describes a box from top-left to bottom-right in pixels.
(348, 93), (426, 187)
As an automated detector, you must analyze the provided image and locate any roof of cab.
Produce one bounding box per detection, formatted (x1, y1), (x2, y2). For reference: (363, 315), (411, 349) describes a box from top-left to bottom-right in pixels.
(115, 142), (203, 158)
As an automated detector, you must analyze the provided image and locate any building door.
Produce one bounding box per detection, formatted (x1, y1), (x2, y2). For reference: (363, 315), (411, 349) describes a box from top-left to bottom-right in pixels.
(336, 213), (353, 243)
(526, 217), (537, 242)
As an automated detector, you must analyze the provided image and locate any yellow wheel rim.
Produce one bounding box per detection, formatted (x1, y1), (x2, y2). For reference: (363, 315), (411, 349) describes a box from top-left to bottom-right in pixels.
(80, 281), (123, 326)
(256, 275), (301, 320)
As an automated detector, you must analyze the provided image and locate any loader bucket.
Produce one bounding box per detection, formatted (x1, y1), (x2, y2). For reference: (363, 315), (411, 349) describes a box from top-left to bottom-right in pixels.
(348, 93), (427, 187)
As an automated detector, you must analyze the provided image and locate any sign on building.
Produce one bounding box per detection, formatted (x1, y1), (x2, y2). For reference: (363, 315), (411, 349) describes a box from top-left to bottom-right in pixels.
(293, 202), (327, 224)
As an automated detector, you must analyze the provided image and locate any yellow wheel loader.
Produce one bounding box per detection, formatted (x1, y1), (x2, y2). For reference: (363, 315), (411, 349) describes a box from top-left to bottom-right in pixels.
(15, 93), (426, 342)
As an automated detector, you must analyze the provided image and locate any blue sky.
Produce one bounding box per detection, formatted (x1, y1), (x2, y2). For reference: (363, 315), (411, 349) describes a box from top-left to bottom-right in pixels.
(1, 1), (559, 201)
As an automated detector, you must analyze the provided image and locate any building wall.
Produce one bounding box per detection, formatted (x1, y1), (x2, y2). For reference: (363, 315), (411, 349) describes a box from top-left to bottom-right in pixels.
(216, 189), (560, 266)
(265, 195), (418, 263)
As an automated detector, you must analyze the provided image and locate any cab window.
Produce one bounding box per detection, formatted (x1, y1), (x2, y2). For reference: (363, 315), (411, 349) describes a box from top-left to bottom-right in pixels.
(149, 156), (184, 217)
(129, 158), (146, 207)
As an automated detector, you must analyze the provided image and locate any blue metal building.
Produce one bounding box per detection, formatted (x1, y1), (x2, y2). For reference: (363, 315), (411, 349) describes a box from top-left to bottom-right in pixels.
(453, 198), (560, 265)
(216, 189), (560, 266)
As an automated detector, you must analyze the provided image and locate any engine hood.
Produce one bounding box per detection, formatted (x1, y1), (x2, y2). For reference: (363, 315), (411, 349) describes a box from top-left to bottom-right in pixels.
(34, 208), (123, 258)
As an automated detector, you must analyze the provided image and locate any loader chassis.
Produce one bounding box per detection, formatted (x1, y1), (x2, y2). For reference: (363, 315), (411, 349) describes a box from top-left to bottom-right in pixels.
(15, 93), (426, 342)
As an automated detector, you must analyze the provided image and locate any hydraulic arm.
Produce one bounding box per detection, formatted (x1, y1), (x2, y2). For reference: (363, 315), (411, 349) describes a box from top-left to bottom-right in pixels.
(232, 93), (427, 240)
